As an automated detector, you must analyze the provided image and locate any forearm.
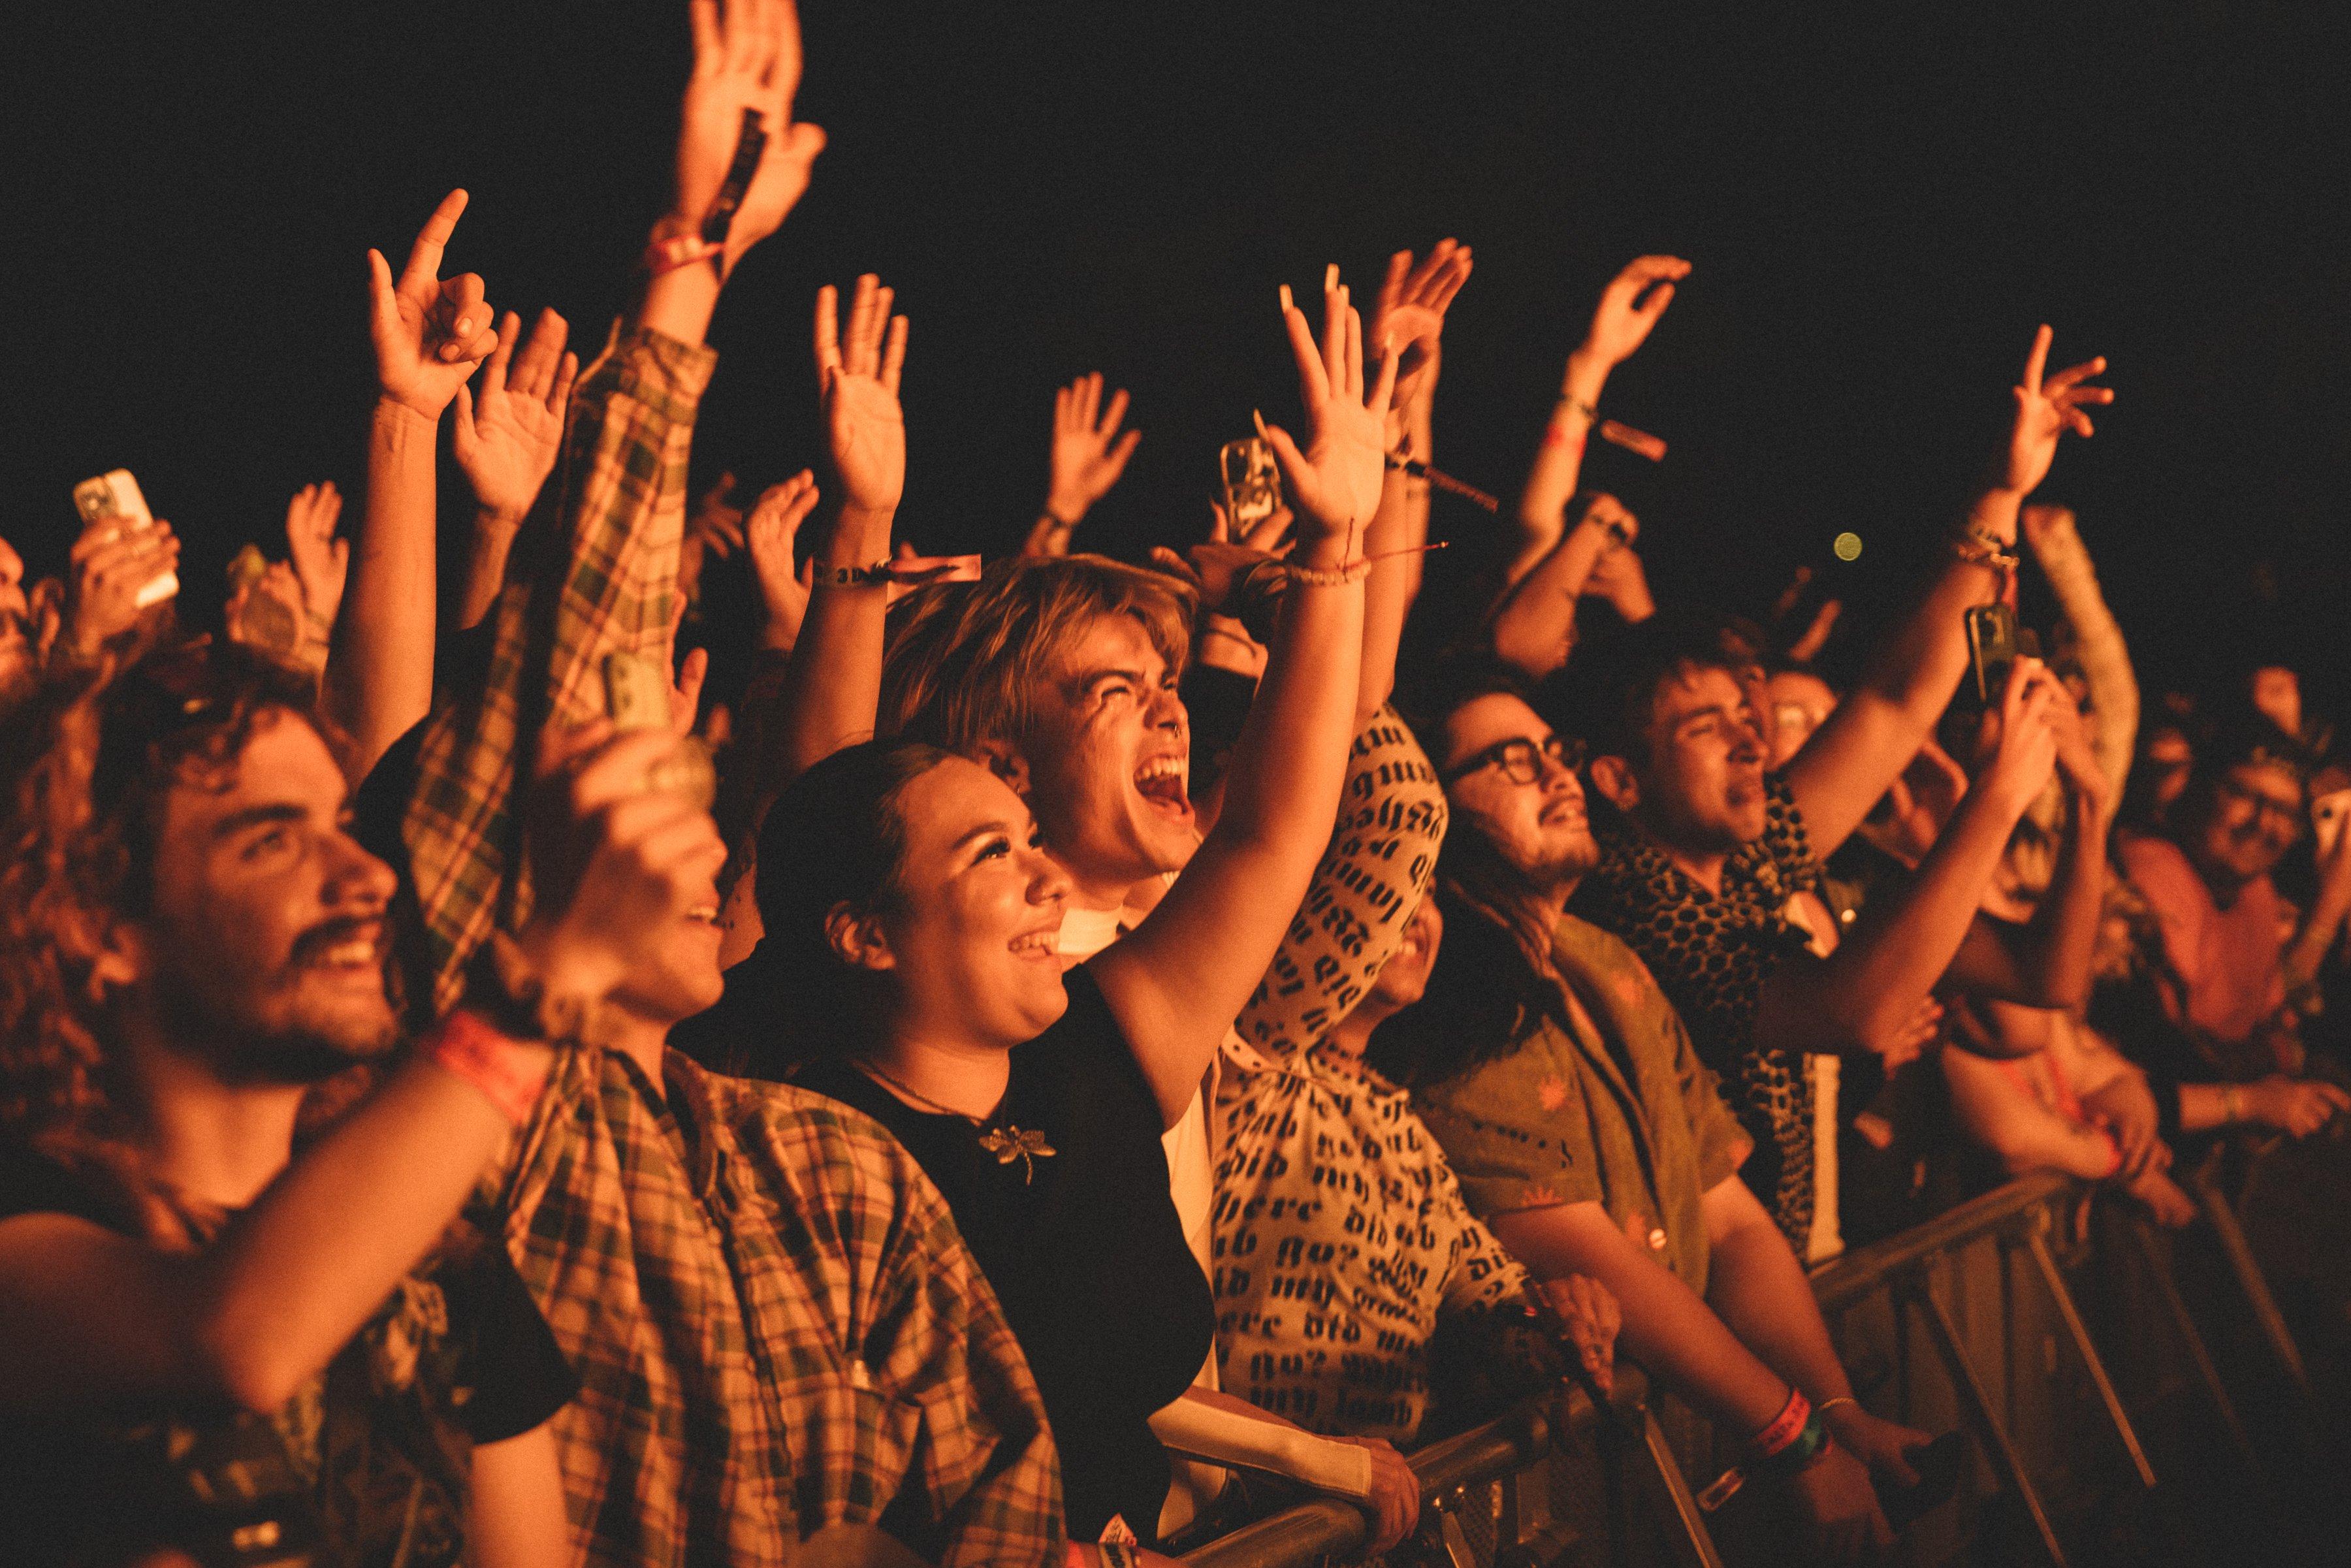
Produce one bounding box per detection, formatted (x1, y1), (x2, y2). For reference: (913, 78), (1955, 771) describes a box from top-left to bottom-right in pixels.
(760, 503), (896, 818)
(1020, 509), (1072, 559)
(1701, 1204), (1853, 1409)
(2032, 520), (2138, 796)
(1486, 522), (1609, 677)
(328, 400), (440, 780)
(0, 1042), (539, 1413)
(1492, 1202), (1787, 1434)
(1510, 348), (1607, 584)
(1945, 1055), (2120, 1177)
(2282, 882), (2351, 999)
(2016, 804), (2109, 1009)
(1104, 560), (1362, 1113)
(1358, 464), (1418, 720)
(1759, 788), (2021, 1055)
(456, 510), (524, 632)
(635, 230), (723, 348)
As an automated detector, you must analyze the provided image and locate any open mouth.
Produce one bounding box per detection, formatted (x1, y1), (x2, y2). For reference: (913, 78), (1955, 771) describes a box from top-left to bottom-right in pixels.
(296, 916), (385, 977)
(686, 903), (720, 925)
(1008, 927), (1061, 961)
(1133, 754), (1192, 818)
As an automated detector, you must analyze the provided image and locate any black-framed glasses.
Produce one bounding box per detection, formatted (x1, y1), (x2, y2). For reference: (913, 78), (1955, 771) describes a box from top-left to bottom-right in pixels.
(1442, 731), (1585, 786)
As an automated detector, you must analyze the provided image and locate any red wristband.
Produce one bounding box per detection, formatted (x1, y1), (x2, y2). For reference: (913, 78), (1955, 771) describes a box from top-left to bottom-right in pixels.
(1748, 1386), (1812, 1461)
(424, 1009), (551, 1128)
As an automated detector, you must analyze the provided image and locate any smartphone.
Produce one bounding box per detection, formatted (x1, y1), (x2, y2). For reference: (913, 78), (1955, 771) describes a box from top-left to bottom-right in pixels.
(72, 469), (179, 609)
(2314, 788), (2351, 859)
(1964, 602), (2019, 705)
(1219, 438), (1283, 537)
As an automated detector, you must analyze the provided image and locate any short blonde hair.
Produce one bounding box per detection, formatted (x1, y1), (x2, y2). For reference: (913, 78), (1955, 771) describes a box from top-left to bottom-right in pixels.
(880, 553), (1194, 757)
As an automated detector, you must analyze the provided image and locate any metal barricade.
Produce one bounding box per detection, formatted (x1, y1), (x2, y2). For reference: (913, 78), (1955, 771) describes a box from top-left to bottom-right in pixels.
(1179, 1164), (2314, 1568)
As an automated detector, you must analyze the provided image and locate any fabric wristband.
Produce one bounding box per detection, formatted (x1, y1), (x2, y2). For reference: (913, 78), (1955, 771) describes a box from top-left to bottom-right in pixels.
(423, 1008), (551, 1128)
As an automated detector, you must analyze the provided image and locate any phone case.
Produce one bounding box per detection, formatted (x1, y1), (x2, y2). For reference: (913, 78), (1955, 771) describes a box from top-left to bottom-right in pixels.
(72, 468), (180, 609)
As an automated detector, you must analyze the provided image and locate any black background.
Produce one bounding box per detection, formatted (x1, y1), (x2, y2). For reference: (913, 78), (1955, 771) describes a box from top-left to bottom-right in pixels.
(6, 1), (2348, 705)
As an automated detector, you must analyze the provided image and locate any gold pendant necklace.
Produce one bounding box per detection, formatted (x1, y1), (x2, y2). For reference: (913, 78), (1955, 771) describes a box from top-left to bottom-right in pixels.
(856, 1058), (1058, 1184)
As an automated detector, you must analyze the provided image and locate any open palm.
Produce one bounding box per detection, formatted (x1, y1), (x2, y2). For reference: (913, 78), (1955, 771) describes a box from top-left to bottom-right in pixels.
(1258, 266), (1398, 551)
(814, 274), (908, 513)
(454, 308), (578, 522)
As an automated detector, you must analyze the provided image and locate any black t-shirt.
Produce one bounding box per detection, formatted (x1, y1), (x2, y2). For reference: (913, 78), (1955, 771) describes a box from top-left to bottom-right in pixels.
(796, 966), (1214, 1545)
(0, 1142), (577, 1567)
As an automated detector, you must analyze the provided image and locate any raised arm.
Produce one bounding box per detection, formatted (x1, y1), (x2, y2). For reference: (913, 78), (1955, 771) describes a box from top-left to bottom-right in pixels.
(761, 275), (907, 801)
(282, 482), (347, 676)
(1487, 494), (1633, 679)
(1510, 255), (1687, 588)
(1361, 239), (1469, 715)
(2021, 504), (2137, 799)
(1944, 685), (2113, 1009)
(400, 0), (823, 1008)
(1023, 373), (1140, 558)
(331, 188), (500, 780)
(1095, 268), (1387, 1123)
(0, 720), (705, 1415)
(453, 310), (577, 631)
(1753, 658), (2061, 1063)
(1785, 326), (2111, 855)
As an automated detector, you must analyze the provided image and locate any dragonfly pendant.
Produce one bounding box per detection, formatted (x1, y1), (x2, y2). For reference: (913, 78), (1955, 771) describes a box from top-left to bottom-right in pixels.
(976, 1124), (1057, 1183)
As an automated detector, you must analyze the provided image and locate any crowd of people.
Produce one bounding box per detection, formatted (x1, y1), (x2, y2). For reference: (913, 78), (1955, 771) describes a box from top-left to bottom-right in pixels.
(6, 5), (2348, 1566)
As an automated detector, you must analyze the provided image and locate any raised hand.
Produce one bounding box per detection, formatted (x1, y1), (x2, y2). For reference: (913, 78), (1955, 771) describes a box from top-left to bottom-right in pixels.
(814, 274), (908, 515)
(62, 516), (179, 660)
(367, 188), (502, 420)
(1046, 372), (1142, 526)
(283, 481), (349, 631)
(1994, 326), (2112, 497)
(677, 0), (826, 276)
(680, 472), (748, 604)
(1977, 656), (2062, 816)
(1579, 255), (1691, 371)
(746, 470), (820, 649)
(517, 716), (729, 1007)
(1260, 264), (1398, 552)
(1369, 238), (1473, 410)
(453, 308), (577, 524)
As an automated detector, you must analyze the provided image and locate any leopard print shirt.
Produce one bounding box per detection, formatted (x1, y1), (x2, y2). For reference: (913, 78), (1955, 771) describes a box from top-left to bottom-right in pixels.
(1573, 774), (1825, 1247)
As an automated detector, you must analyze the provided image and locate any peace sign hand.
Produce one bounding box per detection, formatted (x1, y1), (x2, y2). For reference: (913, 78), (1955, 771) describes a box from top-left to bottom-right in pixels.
(368, 189), (501, 421)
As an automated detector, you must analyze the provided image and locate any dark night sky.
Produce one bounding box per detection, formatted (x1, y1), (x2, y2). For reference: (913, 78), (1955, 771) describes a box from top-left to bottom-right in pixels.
(7, 2), (2349, 705)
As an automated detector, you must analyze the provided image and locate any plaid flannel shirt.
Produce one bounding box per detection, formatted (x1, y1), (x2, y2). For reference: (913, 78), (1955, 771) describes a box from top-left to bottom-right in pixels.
(489, 1048), (1065, 1568)
(402, 325), (1066, 1567)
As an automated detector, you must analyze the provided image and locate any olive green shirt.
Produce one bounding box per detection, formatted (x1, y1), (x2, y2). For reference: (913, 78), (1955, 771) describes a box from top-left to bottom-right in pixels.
(1407, 915), (1752, 1297)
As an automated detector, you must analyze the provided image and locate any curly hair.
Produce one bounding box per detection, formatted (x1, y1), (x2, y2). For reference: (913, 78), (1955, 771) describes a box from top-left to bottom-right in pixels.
(0, 639), (329, 1151)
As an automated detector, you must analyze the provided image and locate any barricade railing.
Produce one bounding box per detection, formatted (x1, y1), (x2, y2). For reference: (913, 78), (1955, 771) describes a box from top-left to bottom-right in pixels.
(1181, 1160), (2314, 1568)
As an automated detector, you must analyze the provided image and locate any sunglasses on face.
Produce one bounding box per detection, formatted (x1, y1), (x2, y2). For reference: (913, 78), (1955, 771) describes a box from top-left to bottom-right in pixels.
(1443, 731), (1586, 786)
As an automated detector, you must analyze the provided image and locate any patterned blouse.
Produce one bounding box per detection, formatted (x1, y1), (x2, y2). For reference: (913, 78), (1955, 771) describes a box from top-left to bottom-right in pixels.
(1573, 774), (1826, 1247)
(1215, 711), (1539, 1447)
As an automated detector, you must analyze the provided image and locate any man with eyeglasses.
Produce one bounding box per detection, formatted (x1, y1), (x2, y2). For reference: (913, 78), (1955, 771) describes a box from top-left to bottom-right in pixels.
(1374, 658), (1933, 1563)
(2117, 714), (2351, 1073)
